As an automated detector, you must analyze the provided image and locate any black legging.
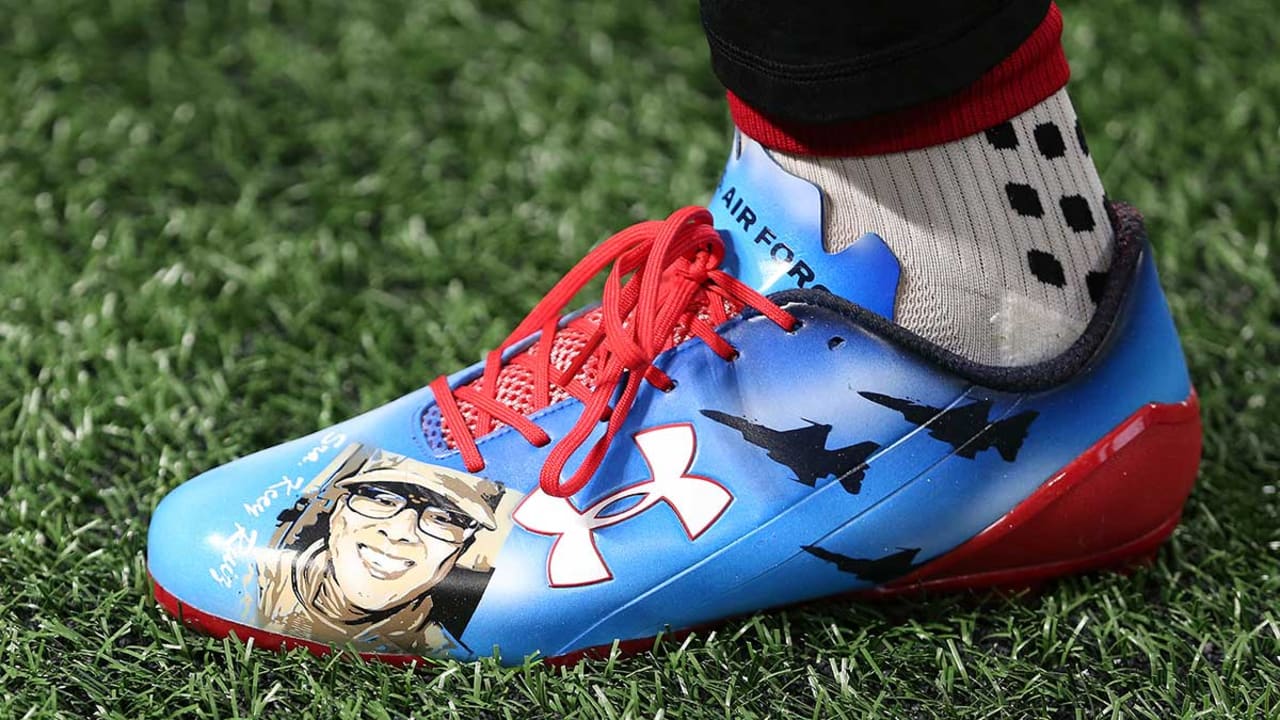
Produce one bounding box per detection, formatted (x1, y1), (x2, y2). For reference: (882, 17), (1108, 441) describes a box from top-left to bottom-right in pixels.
(700, 1), (1052, 123)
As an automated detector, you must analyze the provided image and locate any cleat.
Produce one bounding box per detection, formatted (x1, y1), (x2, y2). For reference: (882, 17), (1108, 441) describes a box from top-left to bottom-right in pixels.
(147, 133), (1201, 664)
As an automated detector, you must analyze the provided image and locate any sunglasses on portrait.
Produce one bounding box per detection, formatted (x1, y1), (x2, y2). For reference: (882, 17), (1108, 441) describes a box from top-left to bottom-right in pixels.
(345, 483), (478, 544)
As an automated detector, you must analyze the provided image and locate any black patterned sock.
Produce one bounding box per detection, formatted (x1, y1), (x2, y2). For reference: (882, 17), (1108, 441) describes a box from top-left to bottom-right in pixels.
(771, 89), (1112, 366)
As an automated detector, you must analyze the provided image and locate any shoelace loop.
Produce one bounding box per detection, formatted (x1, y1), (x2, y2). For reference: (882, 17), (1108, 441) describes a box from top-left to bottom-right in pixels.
(429, 206), (797, 498)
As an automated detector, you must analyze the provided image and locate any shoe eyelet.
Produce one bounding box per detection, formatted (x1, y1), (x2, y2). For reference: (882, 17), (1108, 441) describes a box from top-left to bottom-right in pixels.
(827, 336), (845, 349)
(786, 320), (804, 335)
(662, 380), (679, 393)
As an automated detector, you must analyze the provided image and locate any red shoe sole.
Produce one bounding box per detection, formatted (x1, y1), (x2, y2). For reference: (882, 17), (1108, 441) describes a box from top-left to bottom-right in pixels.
(871, 389), (1202, 597)
(152, 390), (1202, 667)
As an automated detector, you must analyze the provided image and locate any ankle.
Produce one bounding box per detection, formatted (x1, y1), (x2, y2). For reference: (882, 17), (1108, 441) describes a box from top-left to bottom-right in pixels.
(768, 88), (1113, 366)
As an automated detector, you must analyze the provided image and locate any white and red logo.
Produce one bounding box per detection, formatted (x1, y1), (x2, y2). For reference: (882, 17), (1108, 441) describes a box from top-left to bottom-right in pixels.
(512, 423), (732, 588)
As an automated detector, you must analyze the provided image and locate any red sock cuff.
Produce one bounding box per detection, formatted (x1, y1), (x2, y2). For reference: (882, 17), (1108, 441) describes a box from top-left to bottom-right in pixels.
(728, 4), (1070, 157)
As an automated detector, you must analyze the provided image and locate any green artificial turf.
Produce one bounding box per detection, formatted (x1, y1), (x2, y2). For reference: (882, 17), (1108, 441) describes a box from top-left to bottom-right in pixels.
(1, 0), (1278, 717)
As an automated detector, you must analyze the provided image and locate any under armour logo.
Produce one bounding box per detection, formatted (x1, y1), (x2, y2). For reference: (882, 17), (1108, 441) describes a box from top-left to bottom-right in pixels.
(513, 423), (732, 588)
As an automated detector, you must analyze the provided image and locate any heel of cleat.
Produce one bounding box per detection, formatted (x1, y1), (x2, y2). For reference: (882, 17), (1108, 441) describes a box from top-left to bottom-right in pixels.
(872, 390), (1202, 596)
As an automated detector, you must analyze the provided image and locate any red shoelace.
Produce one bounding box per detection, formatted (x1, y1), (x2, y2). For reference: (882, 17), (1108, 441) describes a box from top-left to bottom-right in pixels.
(429, 206), (797, 498)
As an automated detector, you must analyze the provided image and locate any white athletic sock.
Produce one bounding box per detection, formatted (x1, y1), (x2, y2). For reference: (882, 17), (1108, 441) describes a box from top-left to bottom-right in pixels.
(771, 89), (1113, 367)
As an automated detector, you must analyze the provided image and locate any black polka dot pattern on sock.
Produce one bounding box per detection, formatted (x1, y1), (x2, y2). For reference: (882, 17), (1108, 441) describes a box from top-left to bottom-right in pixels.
(1086, 270), (1108, 304)
(1006, 183), (1044, 218)
(1075, 119), (1090, 156)
(1034, 122), (1066, 159)
(1060, 195), (1096, 232)
(1027, 250), (1066, 288)
(982, 104), (1110, 322)
(985, 122), (1019, 150)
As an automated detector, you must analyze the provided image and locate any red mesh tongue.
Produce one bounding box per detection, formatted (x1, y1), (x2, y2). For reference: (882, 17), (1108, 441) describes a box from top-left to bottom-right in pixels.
(438, 308), (603, 449)
(438, 296), (740, 449)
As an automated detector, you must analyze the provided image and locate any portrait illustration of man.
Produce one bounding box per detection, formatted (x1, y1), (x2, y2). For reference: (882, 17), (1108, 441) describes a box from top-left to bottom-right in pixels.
(257, 443), (518, 654)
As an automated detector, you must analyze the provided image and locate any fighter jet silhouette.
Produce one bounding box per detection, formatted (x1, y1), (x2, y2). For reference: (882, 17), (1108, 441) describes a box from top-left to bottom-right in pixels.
(802, 545), (922, 583)
(700, 410), (879, 494)
(858, 391), (1038, 462)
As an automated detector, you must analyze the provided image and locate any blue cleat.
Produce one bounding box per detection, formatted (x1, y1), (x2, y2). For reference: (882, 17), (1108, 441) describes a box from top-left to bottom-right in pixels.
(148, 133), (1201, 665)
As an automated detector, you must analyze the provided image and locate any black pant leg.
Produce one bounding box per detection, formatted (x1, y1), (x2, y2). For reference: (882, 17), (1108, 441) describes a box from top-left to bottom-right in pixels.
(701, 1), (1052, 123)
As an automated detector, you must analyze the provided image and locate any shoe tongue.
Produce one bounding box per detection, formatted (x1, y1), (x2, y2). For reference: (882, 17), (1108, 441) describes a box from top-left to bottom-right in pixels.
(429, 134), (903, 452)
(708, 131), (901, 320)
